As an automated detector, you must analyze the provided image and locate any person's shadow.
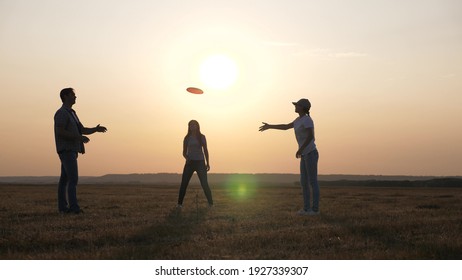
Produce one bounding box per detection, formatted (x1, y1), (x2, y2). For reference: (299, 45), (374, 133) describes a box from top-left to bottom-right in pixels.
(114, 205), (208, 259)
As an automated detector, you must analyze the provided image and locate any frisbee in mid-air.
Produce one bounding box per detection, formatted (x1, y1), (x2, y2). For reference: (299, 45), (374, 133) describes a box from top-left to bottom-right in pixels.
(186, 87), (203, 94)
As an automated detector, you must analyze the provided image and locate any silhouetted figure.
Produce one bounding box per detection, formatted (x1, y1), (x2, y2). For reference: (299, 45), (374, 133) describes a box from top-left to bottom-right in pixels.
(259, 98), (320, 216)
(177, 120), (213, 208)
(54, 88), (107, 214)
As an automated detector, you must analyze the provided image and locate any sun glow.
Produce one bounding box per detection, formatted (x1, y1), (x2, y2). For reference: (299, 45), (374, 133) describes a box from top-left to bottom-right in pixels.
(199, 54), (238, 89)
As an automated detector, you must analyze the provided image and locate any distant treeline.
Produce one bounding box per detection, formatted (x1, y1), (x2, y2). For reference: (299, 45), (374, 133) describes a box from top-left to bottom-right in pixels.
(319, 178), (462, 188)
(1, 174), (461, 188)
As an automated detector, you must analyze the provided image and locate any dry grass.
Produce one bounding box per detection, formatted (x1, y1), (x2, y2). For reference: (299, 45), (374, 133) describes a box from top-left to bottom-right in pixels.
(1, 183), (461, 259)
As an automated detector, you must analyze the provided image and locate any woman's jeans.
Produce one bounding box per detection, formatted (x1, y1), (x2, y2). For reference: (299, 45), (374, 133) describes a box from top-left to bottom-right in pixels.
(300, 149), (320, 212)
(58, 151), (80, 212)
(178, 160), (213, 205)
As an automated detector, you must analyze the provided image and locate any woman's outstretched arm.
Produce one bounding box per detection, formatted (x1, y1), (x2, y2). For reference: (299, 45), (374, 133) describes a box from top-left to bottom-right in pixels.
(259, 122), (293, 131)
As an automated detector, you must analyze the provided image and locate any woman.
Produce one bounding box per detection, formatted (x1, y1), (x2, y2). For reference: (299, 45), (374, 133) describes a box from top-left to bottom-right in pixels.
(259, 98), (320, 215)
(177, 120), (213, 208)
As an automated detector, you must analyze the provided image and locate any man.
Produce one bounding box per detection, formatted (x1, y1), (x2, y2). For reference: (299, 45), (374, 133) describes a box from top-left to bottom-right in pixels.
(54, 88), (107, 214)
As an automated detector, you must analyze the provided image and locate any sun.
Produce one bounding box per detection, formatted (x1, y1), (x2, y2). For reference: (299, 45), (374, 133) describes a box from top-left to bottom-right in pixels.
(199, 54), (238, 89)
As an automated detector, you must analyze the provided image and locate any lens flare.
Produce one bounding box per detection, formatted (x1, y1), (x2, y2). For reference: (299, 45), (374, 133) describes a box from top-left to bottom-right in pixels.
(225, 174), (258, 201)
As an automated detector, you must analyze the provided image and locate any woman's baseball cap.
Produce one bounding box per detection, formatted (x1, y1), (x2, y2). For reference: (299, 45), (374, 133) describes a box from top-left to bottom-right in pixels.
(292, 98), (311, 110)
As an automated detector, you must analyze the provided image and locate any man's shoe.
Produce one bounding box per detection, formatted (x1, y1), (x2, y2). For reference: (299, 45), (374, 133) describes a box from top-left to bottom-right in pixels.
(71, 209), (84, 214)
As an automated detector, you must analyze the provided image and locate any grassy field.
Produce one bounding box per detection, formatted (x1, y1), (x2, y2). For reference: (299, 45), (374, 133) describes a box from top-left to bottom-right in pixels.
(1, 183), (461, 259)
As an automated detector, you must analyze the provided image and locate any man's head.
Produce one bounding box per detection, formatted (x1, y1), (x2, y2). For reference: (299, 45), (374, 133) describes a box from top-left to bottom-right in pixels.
(60, 88), (76, 105)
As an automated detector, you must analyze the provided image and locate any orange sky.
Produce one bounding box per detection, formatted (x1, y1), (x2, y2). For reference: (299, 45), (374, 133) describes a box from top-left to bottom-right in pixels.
(1, 0), (461, 176)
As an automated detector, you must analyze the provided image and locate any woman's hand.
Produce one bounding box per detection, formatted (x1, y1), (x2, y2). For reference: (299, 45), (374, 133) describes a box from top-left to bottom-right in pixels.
(259, 122), (270, 131)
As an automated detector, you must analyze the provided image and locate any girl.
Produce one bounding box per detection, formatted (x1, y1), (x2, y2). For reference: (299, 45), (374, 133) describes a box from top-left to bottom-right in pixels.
(177, 120), (213, 208)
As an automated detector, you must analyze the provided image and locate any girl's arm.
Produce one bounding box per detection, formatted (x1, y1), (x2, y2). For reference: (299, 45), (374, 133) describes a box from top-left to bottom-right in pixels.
(182, 138), (188, 160)
(202, 136), (210, 171)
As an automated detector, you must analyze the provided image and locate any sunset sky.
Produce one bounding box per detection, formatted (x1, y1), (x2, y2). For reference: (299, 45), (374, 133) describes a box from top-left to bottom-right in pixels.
(1, 0), (461, 176)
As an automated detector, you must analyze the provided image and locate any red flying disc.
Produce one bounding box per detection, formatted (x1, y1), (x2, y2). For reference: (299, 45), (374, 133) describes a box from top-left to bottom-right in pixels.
(186, 87), (203, 94)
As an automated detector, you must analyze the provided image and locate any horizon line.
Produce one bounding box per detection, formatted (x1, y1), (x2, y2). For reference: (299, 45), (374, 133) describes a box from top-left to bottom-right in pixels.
(1, 173), (461, 178)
